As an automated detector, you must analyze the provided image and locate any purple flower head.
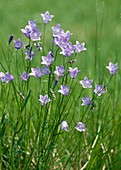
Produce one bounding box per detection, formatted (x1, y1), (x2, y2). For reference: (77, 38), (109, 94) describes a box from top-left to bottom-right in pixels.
(74, 41), (87, 53)
(41, 66), (50, 75)
(69, 67), (80, 79)
(39, 94), (51, 105)
(8, 34), (14, 44)
(28, 20), (38, 30)
(25, 49), (35, 61)
(94, 85), (106, 96)
(54, 66), (65, 77)
(29, 67), (42, 78)
(30, 30), (42, 41)
(14, 38), (24, 50)
(61, 121), (68, 131)
(20, 71), (29, 81)
(0, 72), (14, 83)
(21, 25), (31, 38)
(58, 85), (69, 96)
(80, 77), (93, 88)
(52, 24), (63, 37)
(41, 51), (54, 66)
(81, 96), (91, 106)
(75, 122), (86, 132)
(54, 31), (71, 47)
(21, 20), (42, 40)
(106, 62), (118, 74)
(41, 11), (54, 24)
(60, 42), (74, 57)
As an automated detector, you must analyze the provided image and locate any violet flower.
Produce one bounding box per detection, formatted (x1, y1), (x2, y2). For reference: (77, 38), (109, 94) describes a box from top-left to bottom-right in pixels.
(58, 85), (69, 96)
(61, 121), (68, 131)
(75, 122), (86, 132)
(41, 11), (54, 24)
(94, 85), (106, 96)
(53, 30), (71, 47)
(20, 71), (29, 81)
(0, 72), (14, 83)
(25, 49), (35, 61)
(106, 62), (118, 74)
(29, 67), (42, 78)
(21, 25), (32, 38)
(69, 67), (80, 79)
(21, 20), (42, 41)
(14, 38), (24, 50)
(74, 41), (87, 53)
(30, 30), (42, 41)
(52, 24), (63, 37)
(80, 77), (93, 88)
(60, 42), (74, 57)
(39, 94), (51, 105)
(28, 20), (38, 29)
(54, 66), (65, 77)
(81, 96), (91, 106)
(41, 66), (50, 75)
(41, 51), (54, 66)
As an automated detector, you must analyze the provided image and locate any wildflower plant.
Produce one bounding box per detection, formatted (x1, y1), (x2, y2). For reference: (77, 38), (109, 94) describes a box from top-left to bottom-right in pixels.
(0, 10), (119, 169)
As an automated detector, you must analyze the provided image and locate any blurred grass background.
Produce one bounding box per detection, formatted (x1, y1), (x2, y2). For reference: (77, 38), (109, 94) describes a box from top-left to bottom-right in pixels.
(0, 0), (121, 58)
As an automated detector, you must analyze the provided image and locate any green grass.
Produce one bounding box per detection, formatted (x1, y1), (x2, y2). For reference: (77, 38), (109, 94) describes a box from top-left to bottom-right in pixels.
(0, 0), (121, 169)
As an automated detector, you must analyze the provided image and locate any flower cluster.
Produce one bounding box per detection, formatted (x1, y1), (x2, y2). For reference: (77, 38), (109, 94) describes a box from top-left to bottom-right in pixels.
(1, 11), (119, 134)
(21, 20), (42, 41)
(52, 24), (86, 57)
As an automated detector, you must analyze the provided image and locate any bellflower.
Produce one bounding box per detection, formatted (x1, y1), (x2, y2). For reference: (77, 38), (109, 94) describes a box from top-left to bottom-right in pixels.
(80, 77), (93, 88)
(81, 96), (91, 106)
(41, 51), (54, 66)
(61, 121), (68, 131)
(69, 67), (80, 79)
(30, 30), (42, 41)
(20, 71), (29, 81)
(106, 62), (118, 74)
(94, 85), (106, 96)
(0, 72), (14, 83)
(39, 94), (51, 105)
(41, 66), (50, 75)
(14, 38), (24, 50)
(58, 85), (69, 96)
(41, 11), (54, 24)
(52, 24), (63, 37)
(54, 66), (65, 77)
(29, 67), (42, 78)
(53, 30), (71, 47)
(75, 122), (86, 132)
(25, 49), (35, 61)
(28, 20), (38, 30)
(21, 20), (42, 41)
(74, 41), (87, 53)
(60, 42), (74, 57)
(21, 25), (32, 38)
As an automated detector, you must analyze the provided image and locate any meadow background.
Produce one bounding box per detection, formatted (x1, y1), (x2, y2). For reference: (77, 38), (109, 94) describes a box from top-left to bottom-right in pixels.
(0, 0), (121, 169)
